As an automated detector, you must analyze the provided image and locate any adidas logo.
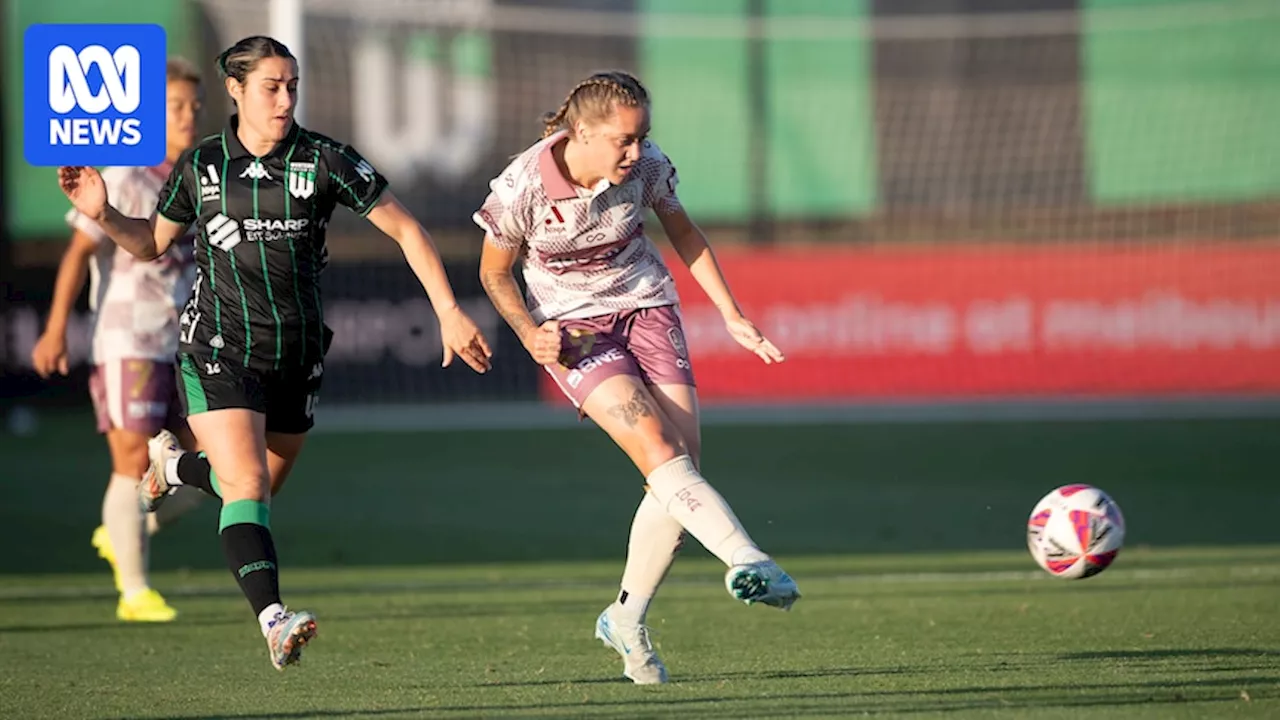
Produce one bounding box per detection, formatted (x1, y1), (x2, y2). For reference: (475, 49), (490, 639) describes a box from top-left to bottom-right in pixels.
(240, 162), (271, 181)
(207, 213), (243, 252)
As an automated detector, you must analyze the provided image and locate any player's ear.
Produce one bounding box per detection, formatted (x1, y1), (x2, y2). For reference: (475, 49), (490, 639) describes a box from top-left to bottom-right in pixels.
(224, 76), (242, 105)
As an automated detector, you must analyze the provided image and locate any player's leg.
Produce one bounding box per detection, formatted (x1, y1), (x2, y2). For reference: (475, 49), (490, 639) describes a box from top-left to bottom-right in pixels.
(174, 353), (313, 669)
(92, 360), (178, 621)
(626, 307), (799, 609)
(143, 380), (205, 535)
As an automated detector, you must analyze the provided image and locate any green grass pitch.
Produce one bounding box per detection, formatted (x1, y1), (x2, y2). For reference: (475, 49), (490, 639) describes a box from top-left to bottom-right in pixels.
(1, 412), (1277, 718)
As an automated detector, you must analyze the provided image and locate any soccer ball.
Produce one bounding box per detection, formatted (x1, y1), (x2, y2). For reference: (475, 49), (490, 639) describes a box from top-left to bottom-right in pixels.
(1026, 484), (1125, 579)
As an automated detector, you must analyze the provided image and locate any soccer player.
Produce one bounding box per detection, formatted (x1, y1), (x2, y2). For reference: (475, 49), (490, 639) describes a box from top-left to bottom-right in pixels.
(57, 36), (493, 670)
(475, 70), (800, 685)
(32, 58), (209, 623)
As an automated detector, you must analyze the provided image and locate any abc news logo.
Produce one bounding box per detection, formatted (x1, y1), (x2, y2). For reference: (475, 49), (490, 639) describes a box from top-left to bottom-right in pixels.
(48, 45), (143, 146)
(24, 24), (166, 167)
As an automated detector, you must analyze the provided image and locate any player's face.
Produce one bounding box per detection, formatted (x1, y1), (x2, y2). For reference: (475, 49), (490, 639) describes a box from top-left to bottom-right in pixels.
(165, 80), (202, 160)
(585, 104), (650, 185)
(234, 56), (299, 143)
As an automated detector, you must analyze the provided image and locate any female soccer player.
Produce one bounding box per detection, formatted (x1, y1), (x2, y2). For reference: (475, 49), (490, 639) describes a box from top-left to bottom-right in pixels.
(58, 36), (493, 670)
(475, 70), (800, 685)
(33, 58), (208, 623)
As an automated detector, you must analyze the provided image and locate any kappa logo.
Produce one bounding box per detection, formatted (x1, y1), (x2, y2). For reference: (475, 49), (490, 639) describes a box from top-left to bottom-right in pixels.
(288, 161), (315, 199)
(239, 161), (271, 181)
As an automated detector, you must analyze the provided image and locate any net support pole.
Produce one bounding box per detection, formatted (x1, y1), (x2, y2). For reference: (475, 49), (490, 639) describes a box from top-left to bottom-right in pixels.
(269, 0), (305, 125)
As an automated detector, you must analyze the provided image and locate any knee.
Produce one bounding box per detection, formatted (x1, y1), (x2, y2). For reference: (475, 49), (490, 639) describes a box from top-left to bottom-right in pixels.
(638, 426), (689, 473)
(112, 438), (150, 478)
(214, 469), (272, 502)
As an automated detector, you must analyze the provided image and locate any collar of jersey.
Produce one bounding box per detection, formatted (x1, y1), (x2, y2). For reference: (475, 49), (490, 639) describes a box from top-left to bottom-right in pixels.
(539, 131), (611, 201)
(222, 114), (301, 161)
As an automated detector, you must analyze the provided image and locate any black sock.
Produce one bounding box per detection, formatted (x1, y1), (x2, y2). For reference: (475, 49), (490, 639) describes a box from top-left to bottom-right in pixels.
(219, 500), (281, 617)
(177, 452), (221, 497)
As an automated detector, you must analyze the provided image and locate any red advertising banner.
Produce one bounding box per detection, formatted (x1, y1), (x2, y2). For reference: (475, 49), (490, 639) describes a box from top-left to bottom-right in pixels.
(540, 244), (1280, 403)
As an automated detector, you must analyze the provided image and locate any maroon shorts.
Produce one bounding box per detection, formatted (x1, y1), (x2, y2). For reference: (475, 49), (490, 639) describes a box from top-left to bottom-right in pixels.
(545, 305), (696, 408)
(88, 359), (182, 435)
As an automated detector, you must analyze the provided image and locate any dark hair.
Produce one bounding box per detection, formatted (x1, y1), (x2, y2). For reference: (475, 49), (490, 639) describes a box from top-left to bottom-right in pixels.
(541, 70), (650, 139)
(215, 36), (294, 84)
(166, 56), (201, 85)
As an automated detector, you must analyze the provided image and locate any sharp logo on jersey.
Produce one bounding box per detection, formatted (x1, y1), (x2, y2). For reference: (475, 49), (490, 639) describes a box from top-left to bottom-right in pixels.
(200, 164), (221, 202)
(239, 161), (271, 180)
(353, 158), (376, 182)
(288, 162), (316, 199)
(243, 218), (309, 232)
(207, 213), (242, 251)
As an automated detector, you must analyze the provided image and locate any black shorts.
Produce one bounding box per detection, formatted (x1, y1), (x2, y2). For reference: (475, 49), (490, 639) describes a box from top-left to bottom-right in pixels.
(176, 353), (323, 434)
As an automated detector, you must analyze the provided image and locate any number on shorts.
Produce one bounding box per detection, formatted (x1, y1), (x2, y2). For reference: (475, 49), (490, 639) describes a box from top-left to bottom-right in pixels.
(127, 360), (152, 399)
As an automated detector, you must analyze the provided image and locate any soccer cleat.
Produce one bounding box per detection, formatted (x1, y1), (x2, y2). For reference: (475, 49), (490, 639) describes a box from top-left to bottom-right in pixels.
(594, 606), (668, 684)
(139, 429), (184, 513)
(91, 525), (123, 593)
(117, 588), (178, 622)
(266, 608), (318, 670)
(725, 560), (802, 611)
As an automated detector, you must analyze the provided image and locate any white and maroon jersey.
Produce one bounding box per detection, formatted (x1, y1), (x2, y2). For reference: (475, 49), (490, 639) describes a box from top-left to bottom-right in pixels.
(473, 131), (684, 323)
(65, 164), (196, 364)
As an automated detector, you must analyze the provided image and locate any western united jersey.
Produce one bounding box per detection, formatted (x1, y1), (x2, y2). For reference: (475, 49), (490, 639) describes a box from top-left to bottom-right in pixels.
(65, 163), (197, 364)
(473, 132), (684, 324)
(157, 116), (388, 370)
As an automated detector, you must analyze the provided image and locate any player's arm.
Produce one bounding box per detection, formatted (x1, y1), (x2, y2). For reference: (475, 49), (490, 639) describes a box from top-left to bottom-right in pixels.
(656, 203), (742, 321)
(364, 191), (492, 372)
(656, 203), (784, 364)
(57, 166), (184, 261)
(30, 230), (97, 377)
(479, 238), (560, 366)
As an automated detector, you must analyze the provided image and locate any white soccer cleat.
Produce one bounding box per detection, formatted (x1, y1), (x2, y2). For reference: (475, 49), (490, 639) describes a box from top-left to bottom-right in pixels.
(139, 429), (184, 513)
(266, 608), (318, 670)
(594, 606), (669, 685)
(725, 560), (801, 610)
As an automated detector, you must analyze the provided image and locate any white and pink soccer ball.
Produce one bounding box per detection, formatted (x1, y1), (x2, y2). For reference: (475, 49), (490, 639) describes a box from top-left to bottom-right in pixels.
(1027, 484), (1126, 579)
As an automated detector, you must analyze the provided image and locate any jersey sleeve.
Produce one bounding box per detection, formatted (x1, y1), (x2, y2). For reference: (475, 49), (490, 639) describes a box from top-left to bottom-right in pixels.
(638, 141), (682, 215)
(156, 150), (198, 226)
(472, 161), (531, 251)
(322, 143), (389, 217)
(65, 167), (139, 244)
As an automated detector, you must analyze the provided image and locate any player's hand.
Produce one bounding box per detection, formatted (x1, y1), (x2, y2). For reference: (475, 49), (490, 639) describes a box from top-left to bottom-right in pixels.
(31, 331), (70, 378)
(725, 314), (785, 364)
(58, 166), (108, 221)
(438, 305), (493, 373)
(523, 320), (562, 366)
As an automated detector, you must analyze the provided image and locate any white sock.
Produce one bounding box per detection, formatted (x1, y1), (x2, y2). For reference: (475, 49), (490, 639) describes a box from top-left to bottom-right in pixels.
(614, 492), (685, 626)
(103, 473), (148, 597)
(258, 602), (286, 636)
(164, 457), (182, 486)
(147, 485), (205, 535)
(644, 455), (765, 568)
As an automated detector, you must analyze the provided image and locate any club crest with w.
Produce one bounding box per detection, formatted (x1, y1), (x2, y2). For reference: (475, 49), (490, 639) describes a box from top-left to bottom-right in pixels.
(288, 162), (316, 199)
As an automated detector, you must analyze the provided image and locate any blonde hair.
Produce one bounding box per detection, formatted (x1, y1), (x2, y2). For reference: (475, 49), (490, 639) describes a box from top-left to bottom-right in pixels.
(540, 71), (650, 139)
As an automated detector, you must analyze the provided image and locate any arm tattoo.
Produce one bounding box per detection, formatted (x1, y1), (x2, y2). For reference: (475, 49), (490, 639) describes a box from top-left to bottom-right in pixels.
(606, 388), (655, 429)
(480, 269), (535, 339)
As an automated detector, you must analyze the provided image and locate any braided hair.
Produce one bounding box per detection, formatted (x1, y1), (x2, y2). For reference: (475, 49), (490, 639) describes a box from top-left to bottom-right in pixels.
(541, 71), (650, 139)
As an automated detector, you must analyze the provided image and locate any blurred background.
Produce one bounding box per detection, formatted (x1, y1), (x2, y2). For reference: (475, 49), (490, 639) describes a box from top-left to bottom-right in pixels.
(1, 0), (1277, 573)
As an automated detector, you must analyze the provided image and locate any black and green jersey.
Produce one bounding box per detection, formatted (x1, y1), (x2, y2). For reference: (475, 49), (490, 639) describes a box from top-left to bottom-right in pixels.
(157, 115), (388, 371)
